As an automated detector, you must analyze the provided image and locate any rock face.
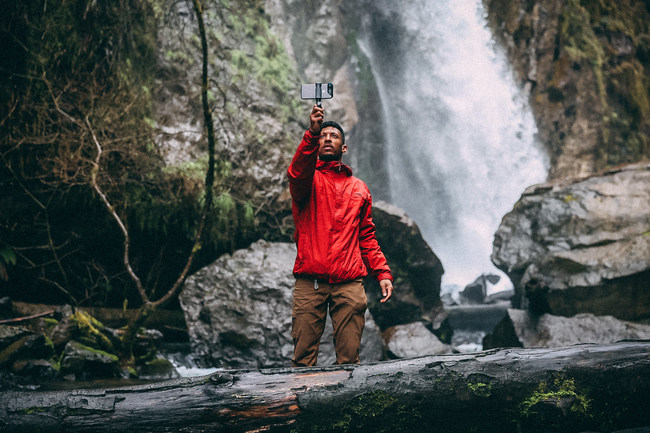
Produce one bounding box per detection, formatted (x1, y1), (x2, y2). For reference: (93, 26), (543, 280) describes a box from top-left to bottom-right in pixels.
(484, 0), (650, 179)
(179, 240), (386, 368)
(484, 308), (650, 349)
(154, 0), (304, 241)
(492, 163), (650, 321)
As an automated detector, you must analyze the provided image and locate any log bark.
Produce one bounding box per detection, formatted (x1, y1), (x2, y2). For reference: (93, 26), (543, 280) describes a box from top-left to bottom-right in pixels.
(1, 341), (649, 433)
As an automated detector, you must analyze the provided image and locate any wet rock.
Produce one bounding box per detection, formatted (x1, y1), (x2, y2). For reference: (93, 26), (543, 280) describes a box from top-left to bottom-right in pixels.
(60, 340), (120, 379)
(483, 308), (650, 349)
(49, 304), (74, 350)
(180, 240), (296, 368)
(366, 201), (448, 337)
(138, 358), (180, 381)
(11, 358), (59, 380)
(383, 322), (452, 358)
(458, 274), (501, 305)
(492, 163), (650, 321)
(0, 325), (33, 351)
(133, 329), (164, 361)
(0, 334), (55, 369)
(154, 0), (301, 241)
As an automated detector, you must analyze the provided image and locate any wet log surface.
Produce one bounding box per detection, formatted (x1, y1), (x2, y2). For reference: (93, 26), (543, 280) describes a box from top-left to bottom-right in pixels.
(1, 341), (650, 432)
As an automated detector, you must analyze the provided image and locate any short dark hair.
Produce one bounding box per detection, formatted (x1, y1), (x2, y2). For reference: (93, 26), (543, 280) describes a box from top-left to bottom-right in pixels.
(321, 120), (345, 144)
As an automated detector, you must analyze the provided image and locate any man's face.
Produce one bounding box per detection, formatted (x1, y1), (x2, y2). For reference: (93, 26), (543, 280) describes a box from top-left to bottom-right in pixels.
(318, 126), (347, 162)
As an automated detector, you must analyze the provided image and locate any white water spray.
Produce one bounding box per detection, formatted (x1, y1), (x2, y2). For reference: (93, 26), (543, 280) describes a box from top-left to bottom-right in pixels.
(355, 0), (548, 295)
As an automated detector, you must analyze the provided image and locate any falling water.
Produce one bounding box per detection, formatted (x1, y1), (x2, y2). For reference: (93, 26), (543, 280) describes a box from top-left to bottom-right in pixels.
(352, 0), (549, 295)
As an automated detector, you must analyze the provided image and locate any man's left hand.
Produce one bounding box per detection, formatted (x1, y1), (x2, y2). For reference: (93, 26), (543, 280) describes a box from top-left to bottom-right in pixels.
(379, 279), (393, 303)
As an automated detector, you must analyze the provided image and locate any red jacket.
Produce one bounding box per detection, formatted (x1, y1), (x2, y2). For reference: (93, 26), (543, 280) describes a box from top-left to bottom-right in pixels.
(287, 130), (392, 283)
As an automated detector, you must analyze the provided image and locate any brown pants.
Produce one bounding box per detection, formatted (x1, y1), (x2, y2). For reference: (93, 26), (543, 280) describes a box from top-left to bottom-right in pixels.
(291, 277), (367, 367)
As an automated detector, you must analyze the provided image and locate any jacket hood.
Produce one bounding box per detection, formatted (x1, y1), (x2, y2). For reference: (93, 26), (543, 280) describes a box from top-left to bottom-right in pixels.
(316, 160), (353, 176)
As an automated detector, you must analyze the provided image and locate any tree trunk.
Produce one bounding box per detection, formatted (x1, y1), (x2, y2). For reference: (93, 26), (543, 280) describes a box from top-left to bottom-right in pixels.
(1, 341), (649, 433)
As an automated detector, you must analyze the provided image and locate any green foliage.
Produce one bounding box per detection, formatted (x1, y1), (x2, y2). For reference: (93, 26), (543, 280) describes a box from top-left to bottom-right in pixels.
(0, 0), (163, 305)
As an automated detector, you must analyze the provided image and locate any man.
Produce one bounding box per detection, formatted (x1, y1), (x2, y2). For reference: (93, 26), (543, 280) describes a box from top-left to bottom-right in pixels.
(287, 104), (393, 367)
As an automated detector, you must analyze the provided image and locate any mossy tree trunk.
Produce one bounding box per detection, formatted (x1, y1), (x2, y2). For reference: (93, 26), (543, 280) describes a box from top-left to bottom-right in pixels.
(1, 341), (649, 433)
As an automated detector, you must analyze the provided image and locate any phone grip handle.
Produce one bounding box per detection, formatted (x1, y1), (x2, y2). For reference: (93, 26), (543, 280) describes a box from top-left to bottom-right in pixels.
(315, 82), (322, 107)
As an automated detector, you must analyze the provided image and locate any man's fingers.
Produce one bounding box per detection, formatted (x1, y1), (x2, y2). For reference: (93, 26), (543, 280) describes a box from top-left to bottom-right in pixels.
(379, 280), (393, 303)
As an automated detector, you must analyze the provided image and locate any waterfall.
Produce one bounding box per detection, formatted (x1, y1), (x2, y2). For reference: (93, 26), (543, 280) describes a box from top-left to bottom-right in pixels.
(351, 0), (549, 295)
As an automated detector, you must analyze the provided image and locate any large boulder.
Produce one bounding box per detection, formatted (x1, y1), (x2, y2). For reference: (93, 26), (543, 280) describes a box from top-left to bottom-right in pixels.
(179, 240), (385, 368)
(492, 163), (650, 321)
(484, 308), (650, 349)
(366, 201), (448, 336)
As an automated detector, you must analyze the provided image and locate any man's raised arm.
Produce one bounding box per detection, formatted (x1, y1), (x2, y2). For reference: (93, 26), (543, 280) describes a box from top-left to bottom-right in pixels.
(287, 105), (323, 205)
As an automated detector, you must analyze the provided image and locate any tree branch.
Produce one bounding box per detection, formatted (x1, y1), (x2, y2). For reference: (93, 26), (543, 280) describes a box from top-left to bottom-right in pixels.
(85, 117), (148, 305)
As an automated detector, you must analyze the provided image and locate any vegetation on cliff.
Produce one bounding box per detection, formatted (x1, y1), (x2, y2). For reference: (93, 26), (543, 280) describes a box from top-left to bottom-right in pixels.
(0, 0), (298, 312)
(485, 0), (649, 177)
(563, 0), (649, 169)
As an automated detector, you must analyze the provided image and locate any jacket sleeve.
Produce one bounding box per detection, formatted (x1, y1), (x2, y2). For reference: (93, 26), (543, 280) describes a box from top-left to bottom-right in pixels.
(287, 130), (319, 207)
(359, 195), (393, 282)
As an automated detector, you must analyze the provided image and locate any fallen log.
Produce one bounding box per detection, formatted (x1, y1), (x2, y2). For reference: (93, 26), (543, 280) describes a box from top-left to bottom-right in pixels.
(1, 341), (649, 432)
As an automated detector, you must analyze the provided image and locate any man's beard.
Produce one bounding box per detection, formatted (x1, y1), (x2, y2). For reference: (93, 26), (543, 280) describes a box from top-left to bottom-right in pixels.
(319, 154), (340, 162)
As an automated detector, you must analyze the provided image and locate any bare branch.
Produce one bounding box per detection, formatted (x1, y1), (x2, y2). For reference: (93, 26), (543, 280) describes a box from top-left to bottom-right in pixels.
(0, 309), (55, 325)
(85, 117), (149, 305)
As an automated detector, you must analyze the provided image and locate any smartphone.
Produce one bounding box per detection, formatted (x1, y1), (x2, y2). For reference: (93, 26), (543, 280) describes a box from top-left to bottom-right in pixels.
(301, 83), (333, 106)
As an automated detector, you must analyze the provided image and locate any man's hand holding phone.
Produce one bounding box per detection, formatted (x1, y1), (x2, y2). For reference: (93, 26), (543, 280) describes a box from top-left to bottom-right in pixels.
(309, 105), (324, 135)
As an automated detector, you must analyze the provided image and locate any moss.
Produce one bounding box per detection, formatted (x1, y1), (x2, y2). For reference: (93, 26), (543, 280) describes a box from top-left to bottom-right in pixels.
(43, 335), (55, 353)
(558, 0), (650, 170)
(563, 194), (578, 202)
(41, 318), (59, 334)
(70, 310), (114, 353)
(74, 341), (119, 363)
(43, 318), (59, 326)
(560, 0), (606, 103)
(21, 407), (46, 415)
(467, 382), (493, 397)
(519, 377), (591, 419)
